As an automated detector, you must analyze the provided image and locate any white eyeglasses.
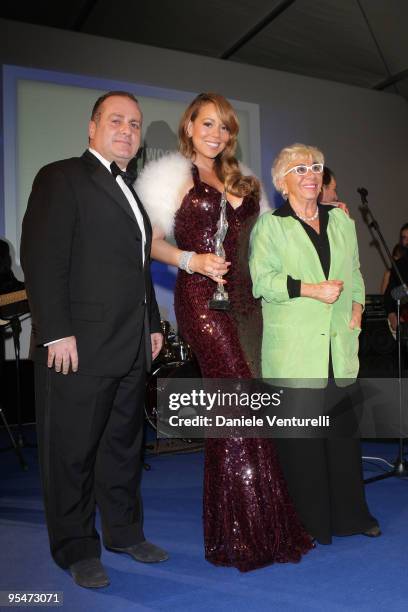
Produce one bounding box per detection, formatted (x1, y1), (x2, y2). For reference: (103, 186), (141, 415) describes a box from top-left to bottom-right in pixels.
(283, 163), (324, 176)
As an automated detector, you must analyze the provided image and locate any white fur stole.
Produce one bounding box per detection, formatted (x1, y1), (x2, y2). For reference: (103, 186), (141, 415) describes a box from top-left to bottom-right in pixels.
(135, 151), (271, 236)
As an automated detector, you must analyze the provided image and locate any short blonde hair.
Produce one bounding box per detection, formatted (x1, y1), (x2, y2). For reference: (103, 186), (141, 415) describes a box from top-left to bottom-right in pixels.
(272, 143), (324, 194)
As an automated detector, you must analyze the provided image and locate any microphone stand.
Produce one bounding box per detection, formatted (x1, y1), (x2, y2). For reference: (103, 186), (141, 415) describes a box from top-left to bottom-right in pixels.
(8, 315), (31, 448)
(357, 187), (408, 483)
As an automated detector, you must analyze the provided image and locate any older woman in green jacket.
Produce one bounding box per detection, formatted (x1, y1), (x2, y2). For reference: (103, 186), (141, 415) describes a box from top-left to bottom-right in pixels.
(249, 143), (380, 544)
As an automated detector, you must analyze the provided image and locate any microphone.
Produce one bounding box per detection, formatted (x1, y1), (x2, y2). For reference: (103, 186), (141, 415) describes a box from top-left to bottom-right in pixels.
(357, 187), (368, 206)
(357, 187), (368, 198)
(391, 284), (408, 301)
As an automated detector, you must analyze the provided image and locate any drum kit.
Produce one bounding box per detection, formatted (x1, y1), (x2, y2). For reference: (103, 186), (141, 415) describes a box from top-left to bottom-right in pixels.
(145, 320), (203, 453)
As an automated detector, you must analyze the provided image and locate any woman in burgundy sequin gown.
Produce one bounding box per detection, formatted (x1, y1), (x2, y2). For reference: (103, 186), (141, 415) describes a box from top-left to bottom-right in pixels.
(137, 93), (312, 571)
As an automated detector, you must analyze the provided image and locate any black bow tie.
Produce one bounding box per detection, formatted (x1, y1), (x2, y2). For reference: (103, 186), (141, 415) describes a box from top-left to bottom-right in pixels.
(110, 160), (138, 186)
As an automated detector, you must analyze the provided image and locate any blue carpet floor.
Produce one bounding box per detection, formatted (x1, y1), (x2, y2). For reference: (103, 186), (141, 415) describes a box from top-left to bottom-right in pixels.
(1, 428), (407, 612)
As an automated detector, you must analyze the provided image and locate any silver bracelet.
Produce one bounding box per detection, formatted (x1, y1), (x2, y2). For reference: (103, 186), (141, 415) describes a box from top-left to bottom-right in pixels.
(179, 251), (195, 274)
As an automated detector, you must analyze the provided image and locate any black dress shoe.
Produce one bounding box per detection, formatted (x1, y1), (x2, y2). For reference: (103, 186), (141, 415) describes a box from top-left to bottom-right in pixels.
(107, 540), (169, 563)
(69, 558), (110, 589)
(362, 525), (382, 537)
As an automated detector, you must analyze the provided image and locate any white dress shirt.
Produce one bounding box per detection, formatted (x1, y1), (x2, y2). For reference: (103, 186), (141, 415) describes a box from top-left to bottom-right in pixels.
(89, 148), (146, 261)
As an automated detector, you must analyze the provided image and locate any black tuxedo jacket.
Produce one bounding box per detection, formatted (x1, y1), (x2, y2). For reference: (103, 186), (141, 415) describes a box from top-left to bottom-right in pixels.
(21, 150), (161, 377)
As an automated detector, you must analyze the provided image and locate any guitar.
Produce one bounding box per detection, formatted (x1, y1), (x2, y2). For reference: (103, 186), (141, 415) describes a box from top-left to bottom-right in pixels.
(0, 289), (27, 308)
(0, 289), (28, 325)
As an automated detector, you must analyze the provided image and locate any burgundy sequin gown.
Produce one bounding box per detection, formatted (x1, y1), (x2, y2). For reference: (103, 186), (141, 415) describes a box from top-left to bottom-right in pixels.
(174, 165), (312, 571)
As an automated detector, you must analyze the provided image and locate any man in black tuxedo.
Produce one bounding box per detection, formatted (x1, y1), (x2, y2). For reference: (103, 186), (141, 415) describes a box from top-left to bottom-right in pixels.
(20, 91), (167, 588)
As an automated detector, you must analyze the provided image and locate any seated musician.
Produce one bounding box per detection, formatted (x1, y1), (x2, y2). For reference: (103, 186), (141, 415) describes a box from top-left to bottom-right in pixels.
(384, 238), (408, 337)
(0, 240), (25, 294)
(0, 240), (25, 368)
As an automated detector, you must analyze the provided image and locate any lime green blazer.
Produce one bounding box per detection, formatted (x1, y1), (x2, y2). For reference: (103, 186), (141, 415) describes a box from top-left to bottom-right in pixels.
(249, 207), (365, 386)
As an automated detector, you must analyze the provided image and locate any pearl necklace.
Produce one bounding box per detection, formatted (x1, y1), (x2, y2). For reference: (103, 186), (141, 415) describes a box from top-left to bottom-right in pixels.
(295, 207), (319, 222)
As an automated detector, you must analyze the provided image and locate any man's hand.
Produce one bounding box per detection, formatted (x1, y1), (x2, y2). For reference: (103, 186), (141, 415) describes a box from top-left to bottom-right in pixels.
(151, 332), (163, 360)
(349, 302), (363, 329)
(47, 336), (78, 374)
(321, 201), (350, 216)
(336, 201), (350, 217)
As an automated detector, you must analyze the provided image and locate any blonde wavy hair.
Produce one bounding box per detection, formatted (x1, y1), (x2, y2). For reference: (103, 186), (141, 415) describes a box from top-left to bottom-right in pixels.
(272, 143), (325, 195)
(178, 93), (260, 199)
